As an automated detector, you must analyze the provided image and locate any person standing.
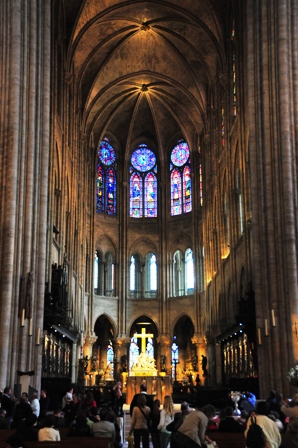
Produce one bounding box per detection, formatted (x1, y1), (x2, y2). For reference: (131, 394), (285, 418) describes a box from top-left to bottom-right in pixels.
(149, 399), (161, 448)
(158, 395), (174, 448)
(39, 390), (50, 421)
(1, 387), (15, 423)
(129, 394), (150, 448)
(112, 382), (124, 443)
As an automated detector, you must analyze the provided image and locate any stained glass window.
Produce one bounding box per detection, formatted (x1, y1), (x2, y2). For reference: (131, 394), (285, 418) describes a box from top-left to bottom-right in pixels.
(96, 138), (117, 215)
(170, 140), (192, 216)
(183, 166), (192, 213)
(185, 248), (194, 294)
(130, 144), (157, 218)
(146, 337), (154, 359)
(130, 173), (143, 218)
(144, 173), (157, 217)
(171, 169), (182, 215)
(172, 340), (179, 379)
(129, 335), (140, 371)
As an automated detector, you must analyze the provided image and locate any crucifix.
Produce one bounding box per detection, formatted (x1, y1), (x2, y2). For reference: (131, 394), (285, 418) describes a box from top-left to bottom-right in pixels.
(134, 327), (153, 353)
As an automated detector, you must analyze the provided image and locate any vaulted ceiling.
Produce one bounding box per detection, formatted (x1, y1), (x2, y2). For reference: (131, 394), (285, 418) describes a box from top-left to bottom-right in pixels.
(64, 0), (228, 157)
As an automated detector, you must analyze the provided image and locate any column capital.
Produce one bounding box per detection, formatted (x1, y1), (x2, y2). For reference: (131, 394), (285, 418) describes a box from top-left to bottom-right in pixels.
(157, 334), (171, 347)
(85, 332), (97, 346)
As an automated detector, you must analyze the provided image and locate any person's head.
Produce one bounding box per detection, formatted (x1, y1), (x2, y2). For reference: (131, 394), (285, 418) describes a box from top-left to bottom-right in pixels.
(54, 408), (62, 417)
(30, 391), (38, 400)
(76, 411), (87, 427)
(137, 394), (147, 408)
(163, 395), (174, 415)
(140, 384), (147, 393)
(288, 416), (298, 434)
(269, 390), (276, 399)
(202, 404), (216, 419)
(0, 409), (6, 418)
(99, 407), (109, 421)
(153, 399), (161, 410)
(40, 389), (47, 398)
(65, 392), (73, 403)
(256, 400), (269, 416)
(181, 401), (190, 413)
(225, 406), (234, 417)
(4, 387), (11, 396)
(44, 414), (55, 428)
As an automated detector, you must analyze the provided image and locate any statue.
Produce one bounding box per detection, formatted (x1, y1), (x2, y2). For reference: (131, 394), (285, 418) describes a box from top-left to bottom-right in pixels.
(201, 355), (208, 377)
(192, 354), (198, 372)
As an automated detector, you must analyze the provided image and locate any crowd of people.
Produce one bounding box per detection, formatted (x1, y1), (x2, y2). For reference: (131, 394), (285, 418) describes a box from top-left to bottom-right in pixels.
(128, 386), (298, 448)
(1, 384), (298, 448)
(0, 384), (125, 448)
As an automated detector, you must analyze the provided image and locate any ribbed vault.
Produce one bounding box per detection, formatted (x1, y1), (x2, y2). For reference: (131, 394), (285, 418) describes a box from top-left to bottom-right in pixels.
(67, 0), (228, 155)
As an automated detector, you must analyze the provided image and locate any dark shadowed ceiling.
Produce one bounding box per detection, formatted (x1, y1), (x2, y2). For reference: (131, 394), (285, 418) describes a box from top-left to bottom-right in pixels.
(64, 0), (228, 156)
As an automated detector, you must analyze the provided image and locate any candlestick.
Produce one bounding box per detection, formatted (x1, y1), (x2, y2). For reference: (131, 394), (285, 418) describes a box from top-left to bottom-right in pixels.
(265, 319), (268, 336)
(21, 309), (25, 327)
(29, 318), (32, 336)
(258, 328), (261, 345)
(271, 309), (276, 327)
(36, 328), (40, 345)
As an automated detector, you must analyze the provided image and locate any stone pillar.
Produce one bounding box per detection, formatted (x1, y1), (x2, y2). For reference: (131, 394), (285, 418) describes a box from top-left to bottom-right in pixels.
(83, 332), (97, 385)
(158, 335), (171, 377)
(0, 0), (51, 388)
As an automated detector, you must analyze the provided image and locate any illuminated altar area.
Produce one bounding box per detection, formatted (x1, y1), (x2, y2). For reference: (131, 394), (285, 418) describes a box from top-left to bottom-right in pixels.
(125, 327), (172, 404)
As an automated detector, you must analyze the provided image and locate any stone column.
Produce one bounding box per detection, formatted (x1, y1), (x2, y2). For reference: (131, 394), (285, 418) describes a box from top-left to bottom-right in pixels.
(158, 335), (171, 376)
(0, 0), (51, 388)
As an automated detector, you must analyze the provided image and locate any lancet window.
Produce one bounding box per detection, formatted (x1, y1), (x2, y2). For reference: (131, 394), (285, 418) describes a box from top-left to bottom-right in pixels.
(170, 140), (192, 216)
(94, 250), (115, 296)
(130, 253), (157, 298)
(173, 248), (194, 296)
(96, 138), (117, 215)
(172, 340), (179, 379)
(130, 144), (157, 218)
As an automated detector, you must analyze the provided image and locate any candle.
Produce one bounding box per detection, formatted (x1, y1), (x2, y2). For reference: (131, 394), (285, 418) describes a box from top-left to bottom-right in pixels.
(265, 319), (268, 336)
(29, 318), (32, 336)
(272, 309), (276, 327)
(258, 328), (261, 345)
(36, 328), (40, 345)
(21, 309), (25, 327)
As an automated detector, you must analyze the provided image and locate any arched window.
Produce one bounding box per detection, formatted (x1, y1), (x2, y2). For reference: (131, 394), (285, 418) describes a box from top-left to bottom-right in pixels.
(94, 250), (115, 297)
(236, 169), (243, 235)
(129, 335), (140, 371)
(130, 254), (142, 298)
(130, 144), (157, 218)
(170, 140), (192, 216)
(173, 250), (184, 296)
(145, 253), (157, 298)
(105, 252), (115, 296)
(172, 339), (179, 379)
(96, 138), (117, 215)
(185, 248), (194, 295)
(107, 341), (114, 378)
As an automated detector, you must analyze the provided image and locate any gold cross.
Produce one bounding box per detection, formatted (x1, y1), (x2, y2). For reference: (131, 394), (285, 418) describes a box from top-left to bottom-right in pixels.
(134, 327), (154, 353)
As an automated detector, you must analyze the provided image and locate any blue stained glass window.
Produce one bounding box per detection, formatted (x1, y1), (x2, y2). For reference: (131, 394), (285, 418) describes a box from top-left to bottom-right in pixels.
(96, 165), (104, 212)
(171, 140), (190, 166)
(96, 138), (117, 215)
(98, 139), (116, 165)
(130, 144), (157, 218)
(129, 335), (140, 371)
(144, 172), (157, 217)
(172, 341), (179, 378)
(130, 173), (143, 218)
(131, 144), (156, 172)
(106, 168), (116, 215)
(171, 169), (182, 215)
(170, 140), (192, 216)
(183, 166), (192, 213)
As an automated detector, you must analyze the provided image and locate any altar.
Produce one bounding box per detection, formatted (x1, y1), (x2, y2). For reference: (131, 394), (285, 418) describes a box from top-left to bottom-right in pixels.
(126, 375), (172, 404)
(125, 327), (173, 404)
